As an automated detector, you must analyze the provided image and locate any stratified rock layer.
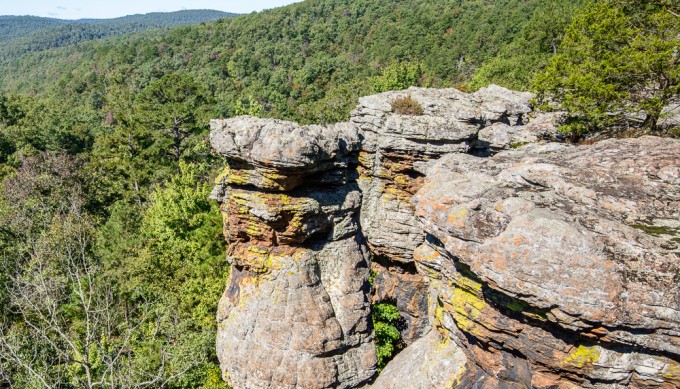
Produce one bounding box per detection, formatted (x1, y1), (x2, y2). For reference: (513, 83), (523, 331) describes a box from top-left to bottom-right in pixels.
(413, 136), (680, 388)
(211, 116), (376, 389)
(351, 85), (554, 344)
(211, 88), (680, 389)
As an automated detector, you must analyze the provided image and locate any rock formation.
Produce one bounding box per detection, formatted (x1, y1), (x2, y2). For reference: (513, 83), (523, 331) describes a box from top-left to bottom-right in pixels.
(411, 136), (680, 388)
(211, 86), (679, 388)
(351, 85), (554, 344)
(210, 117), (376, 388)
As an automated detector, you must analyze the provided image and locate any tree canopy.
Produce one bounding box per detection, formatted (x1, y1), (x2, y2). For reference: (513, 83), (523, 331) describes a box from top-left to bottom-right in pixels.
(533, 0), (680, 135)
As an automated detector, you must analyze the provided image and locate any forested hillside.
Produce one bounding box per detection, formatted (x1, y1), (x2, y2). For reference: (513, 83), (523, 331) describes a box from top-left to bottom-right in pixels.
(0, 15), (64, 42)
(0, 0), (591, 386)
(0, 10), (236, 60)
(0, 0), (581, 123)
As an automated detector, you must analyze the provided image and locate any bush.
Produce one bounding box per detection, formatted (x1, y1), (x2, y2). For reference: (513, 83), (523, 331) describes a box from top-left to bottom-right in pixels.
(372, 61), (424, 93)
(372, 302), (402, 371)
(390, 95), (424, 116)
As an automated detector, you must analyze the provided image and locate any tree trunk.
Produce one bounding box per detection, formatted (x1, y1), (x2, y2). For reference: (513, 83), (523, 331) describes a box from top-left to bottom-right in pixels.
(642, 108), (661, 132)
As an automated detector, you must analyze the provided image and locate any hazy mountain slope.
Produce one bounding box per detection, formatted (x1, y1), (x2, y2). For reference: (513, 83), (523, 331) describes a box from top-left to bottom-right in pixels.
(74, 9), (237, 26)
(0, 15), (67, 42)
(0, 10), (237, 59)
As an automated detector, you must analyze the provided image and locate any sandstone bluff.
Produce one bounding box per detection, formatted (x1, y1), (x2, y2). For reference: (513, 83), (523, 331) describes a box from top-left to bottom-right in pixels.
(209, 86), (680, 388)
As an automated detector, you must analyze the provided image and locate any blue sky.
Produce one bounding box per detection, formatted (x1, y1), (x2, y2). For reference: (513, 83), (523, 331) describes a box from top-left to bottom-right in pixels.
(0, 0), (302, 19)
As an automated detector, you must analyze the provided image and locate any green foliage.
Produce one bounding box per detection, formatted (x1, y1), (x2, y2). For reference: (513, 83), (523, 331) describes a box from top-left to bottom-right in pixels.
(372, 61), (424, 93)
(0, 155), (172, 387)
(471, 0), (585, 90)
(138, 162), (226, 329)
(372, 302), (402, 371)
(136, 73), (210, 162)
(233, 95), (264, 117)
(96, 162), (228, 387)
(0, 154), (227, 386)
(532, 0), (680, 136)
(0, 0), (558, 124)
(0, 93), (94, 155)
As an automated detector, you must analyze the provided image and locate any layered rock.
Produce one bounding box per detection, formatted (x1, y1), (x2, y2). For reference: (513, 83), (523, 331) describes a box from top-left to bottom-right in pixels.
(412, 136), (680, 388)
(350, 85), (556, 343)
(210, 87), (679, 389)
(210, 116), (376, 389)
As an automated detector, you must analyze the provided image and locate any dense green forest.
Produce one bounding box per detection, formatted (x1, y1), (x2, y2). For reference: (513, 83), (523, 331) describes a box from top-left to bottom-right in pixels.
(0, 11), (237, 62)
(0, 16), (64, 42)
(0, 0), (581, 123)
(2, 0), (675, 386)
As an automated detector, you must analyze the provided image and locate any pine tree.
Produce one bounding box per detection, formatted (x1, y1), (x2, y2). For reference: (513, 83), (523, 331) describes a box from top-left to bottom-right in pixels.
(533, 0), (680, 135)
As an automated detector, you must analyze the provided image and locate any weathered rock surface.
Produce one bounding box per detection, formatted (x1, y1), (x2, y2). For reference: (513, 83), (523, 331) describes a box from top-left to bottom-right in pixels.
(351, 85), (559, 344)
(370, 330), (467, 388)
(412, 136), (680, 388)
(211, 117), (376, 389)
(211, 87), (679, 389)
(211, 116), (361, 192)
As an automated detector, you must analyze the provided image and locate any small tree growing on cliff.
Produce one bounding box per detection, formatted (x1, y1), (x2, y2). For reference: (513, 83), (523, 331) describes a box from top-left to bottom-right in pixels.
(533, 0), (680, 136)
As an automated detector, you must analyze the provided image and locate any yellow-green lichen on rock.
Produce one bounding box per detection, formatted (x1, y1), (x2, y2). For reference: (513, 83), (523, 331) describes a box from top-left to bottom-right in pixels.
(211, 116), (376, 388)
(562, 345), (601, 368)
(449, 276), (485, 334)
(662, 360), (680, 381)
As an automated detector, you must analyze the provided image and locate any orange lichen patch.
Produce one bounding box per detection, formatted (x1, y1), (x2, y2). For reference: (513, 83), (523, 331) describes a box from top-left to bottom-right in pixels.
(491, 256), (508, 271)
(513, 237), (524, 245)
(446, 206), (470, 229)
(413, 243), (443, 265)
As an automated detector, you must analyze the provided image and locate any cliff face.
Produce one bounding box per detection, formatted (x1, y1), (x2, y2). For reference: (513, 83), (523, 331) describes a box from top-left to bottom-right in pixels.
(405, 137), (680, 388)
(210, 117), (376, 388)
(351, 86), (554, 345)
(210, 87), (680, 388)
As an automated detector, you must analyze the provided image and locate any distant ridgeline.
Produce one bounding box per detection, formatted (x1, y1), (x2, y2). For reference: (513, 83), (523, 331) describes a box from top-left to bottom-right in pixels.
(0, 0), (585, 126)
(0, 10), (237, 60)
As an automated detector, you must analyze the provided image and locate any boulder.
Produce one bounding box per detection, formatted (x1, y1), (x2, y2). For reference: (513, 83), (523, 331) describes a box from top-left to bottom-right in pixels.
(210, 89), (680, 389)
